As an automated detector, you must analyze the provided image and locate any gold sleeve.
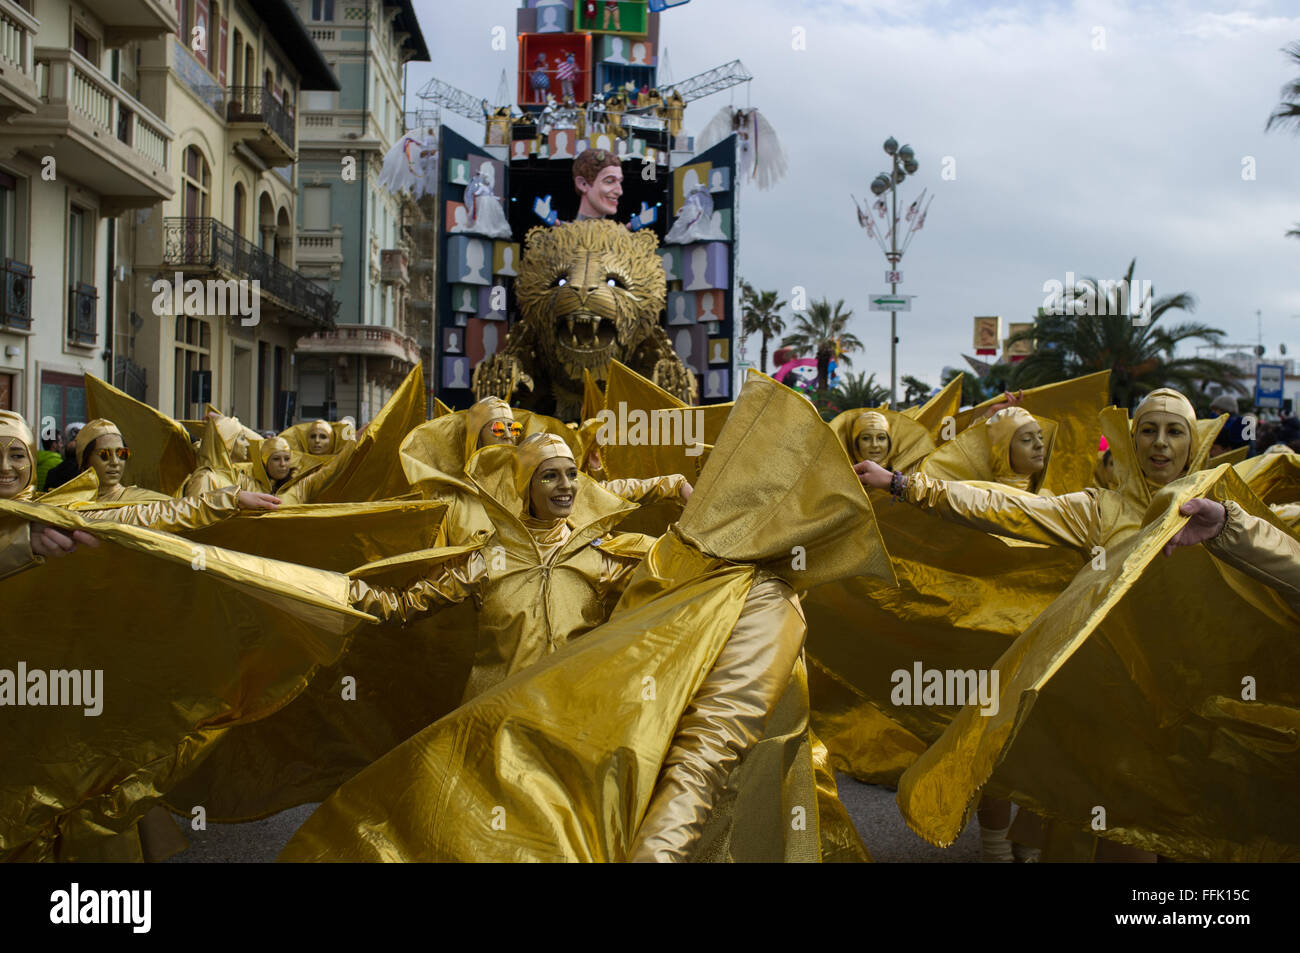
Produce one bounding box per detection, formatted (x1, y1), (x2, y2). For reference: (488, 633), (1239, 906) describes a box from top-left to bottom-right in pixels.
(904, 471), (1098, 555)
(83, 486), (242, 533)
(1206, 501), (1300, 615)
(629, 577), (807, 862)
(601, 475), (688, 505)
(348, 550), (487, 624)
(278, 465), (331, 505)
(0, 519), (37, 580)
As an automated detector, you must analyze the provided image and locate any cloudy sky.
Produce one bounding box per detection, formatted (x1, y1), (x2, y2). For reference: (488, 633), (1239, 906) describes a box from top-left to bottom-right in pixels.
(407, 0), (1300, 392)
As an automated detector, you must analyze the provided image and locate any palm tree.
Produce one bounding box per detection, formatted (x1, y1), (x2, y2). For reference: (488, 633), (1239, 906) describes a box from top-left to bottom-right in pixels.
(739, 281), (787, 373)
(900, 374), (931, 408)
(1266, 43), (1300, 241)
(1005, 259), (1242, 410)
(838, 371), (890, 409)
(942, 367), (992, 407)
(781, 298), (864, 389)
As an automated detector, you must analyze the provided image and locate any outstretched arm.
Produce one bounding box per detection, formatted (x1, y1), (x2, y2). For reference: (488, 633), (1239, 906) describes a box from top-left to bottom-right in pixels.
(82, 487), (278, 532)
(602, 474), (692, 505)
(855, 459), (1098, 555)
(349, 550), (487, 624)
(1182, 499), (1300, 616)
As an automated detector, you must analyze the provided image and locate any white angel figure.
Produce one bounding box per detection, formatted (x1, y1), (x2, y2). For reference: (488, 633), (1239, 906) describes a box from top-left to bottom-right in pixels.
(453, 167), (513, 239)
(695, 106), (788, 191)
(377, 129), (439, 199)
(664, 185), (718, 243)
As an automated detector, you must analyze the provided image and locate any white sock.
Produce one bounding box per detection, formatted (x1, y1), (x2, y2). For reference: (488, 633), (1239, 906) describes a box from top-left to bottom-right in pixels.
(980, 823), (1014, 863)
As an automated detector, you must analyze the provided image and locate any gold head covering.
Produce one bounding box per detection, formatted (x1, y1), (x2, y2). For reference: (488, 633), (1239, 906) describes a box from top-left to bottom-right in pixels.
(464, 397), (513, 456)
(0, 410), (36, 499)
(308, 419), (335, 453)
(850, 411), (891, 443)
(214, 416), (245, 453)
(261, 435), (292, 464)
(1132, 388), (1196, 431)
(986, 406), (1041, 489)
(513, 433), (575, 499)
(74, 419), (122, 464)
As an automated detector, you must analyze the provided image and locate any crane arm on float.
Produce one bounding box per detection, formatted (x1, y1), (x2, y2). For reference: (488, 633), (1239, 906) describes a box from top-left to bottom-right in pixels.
(659, 59), (752, 104)
(416, 76), (493, 123)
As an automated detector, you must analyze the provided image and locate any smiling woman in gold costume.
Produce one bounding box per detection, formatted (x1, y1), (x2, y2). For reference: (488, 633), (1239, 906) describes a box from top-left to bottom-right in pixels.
(832, 406), (934, 472)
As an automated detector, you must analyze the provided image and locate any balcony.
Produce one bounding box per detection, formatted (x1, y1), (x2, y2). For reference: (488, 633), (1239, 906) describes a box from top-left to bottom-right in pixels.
(68, 281), (97, 347)
(77, 0), (177, 46)
(0, 0), (39, 119)
(380, 249), (408, 286)
(296, 324), (422, 369)
(226, 86), (295, 166)
(296, 226), (343, 279)
(5, 48), (174, 213)
(161, 217), (338, 329)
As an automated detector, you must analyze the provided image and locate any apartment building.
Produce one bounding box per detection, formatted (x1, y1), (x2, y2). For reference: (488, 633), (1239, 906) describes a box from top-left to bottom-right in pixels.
(0, 0), (177, 436)
(291, 0), (428, 424)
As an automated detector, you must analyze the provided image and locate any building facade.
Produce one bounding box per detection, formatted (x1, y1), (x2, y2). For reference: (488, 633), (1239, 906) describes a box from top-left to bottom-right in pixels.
(290, 0), (427, 424)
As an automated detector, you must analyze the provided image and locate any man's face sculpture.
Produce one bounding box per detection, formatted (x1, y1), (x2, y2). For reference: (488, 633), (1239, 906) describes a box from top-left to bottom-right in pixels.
(0, 437), (31, 499)
(232, 433), (251, 463)
(855, 428), (891, 465)
(530, 457), (578, 520)
(1135, 411), (1191, 486)
(1008, 422), (1046, 475)
(577, 164), (623, 218)
(90, 434), (128, 489)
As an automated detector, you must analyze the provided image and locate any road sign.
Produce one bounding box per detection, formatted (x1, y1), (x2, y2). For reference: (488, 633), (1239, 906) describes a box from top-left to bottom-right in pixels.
(886, 270), (902, 284)
(1256, 363), (1285, 409)
(869, 295), (914, 312)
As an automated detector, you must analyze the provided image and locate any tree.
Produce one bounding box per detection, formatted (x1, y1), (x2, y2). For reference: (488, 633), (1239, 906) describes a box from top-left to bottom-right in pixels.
(941, 367), (992, 407)
(1005, 259), (1242, 410)
(739, 281), (787, 373)
(1265, 43), (1300, 241)
(838, 371), (890, 409)
(781, 298), (864, 390)
(900, 374), (931, 408)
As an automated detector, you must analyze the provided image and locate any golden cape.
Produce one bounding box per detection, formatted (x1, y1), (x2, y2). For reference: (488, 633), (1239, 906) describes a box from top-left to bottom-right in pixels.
(896, 466), (1300, 861)
(280, 372), (892, 862)
(0, 499), (369, 861)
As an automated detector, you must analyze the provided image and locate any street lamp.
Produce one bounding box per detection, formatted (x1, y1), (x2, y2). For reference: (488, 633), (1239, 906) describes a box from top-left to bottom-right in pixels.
(854, 137), (934, 407)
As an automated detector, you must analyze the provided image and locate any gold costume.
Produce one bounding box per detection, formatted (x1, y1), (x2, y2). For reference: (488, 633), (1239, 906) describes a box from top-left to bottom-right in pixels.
(84, 375), (197, 496)
(0, 498), (370, 861)
(829, 406), (933, 473)
(280, 372), (892, 862)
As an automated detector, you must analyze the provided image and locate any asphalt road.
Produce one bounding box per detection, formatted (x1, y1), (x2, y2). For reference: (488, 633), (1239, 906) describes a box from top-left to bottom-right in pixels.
(164, 775), (980, 863)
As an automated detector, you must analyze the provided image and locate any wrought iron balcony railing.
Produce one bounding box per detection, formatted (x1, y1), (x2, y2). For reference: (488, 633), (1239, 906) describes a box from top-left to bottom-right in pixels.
(161, 217), (337, 324)
(226, 85), (294, 151)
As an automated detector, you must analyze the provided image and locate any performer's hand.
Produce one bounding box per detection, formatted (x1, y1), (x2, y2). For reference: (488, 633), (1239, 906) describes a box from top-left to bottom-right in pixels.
(236, 490), (281, 511)
(983, 390), (1024, 419)
(852, 458), (893, 490)
(680, 480), (693, 502)
(1163, 498), (1227, 556)
(30, 524), (99, 558)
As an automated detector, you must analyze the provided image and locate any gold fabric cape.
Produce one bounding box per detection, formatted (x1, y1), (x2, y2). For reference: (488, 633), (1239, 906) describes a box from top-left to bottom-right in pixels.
(84, 374), (197, 496)
(0, 499), (370, 861)
(901, 374), (963, 443)
(896, 466), (1300, 861)
(828, 406), (934, 472)
(279, 372), (892, 862)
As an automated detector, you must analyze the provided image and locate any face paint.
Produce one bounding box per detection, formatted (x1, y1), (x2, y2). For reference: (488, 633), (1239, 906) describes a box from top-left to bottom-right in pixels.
(232, 433), (251, 463)
(266, 450), (293, 481)
(1008, 423), (1046, 475)
(855, 428), (890, 465)
(478, 419), (521, 448)
(307, 422), (333, 455)
(1134, 411), (1191, 485)
(0, 437), (32, 499)
(90, 434), (128, 489)
(529, 458), (578, 520)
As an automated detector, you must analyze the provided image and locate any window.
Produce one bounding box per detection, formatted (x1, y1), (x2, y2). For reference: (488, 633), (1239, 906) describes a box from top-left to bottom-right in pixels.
(0, 373), (12, 411)
(310, 0), (334, 22)
(173, 315), (211, 418)
(208, 2), (220, 75)
(303, 186), (329, 230)
(231, 30), (243, 86)
(0, 171), (16, 263)
(183, 146), (210, 219)
(72, 27), (92, 61)
(67, 207), (85, 287)
(233, 183), (246, 238)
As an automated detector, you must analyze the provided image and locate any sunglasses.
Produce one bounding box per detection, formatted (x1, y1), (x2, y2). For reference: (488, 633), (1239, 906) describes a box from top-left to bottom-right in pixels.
(491, 421), (524, 438)
(96, 447), (131, 462)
